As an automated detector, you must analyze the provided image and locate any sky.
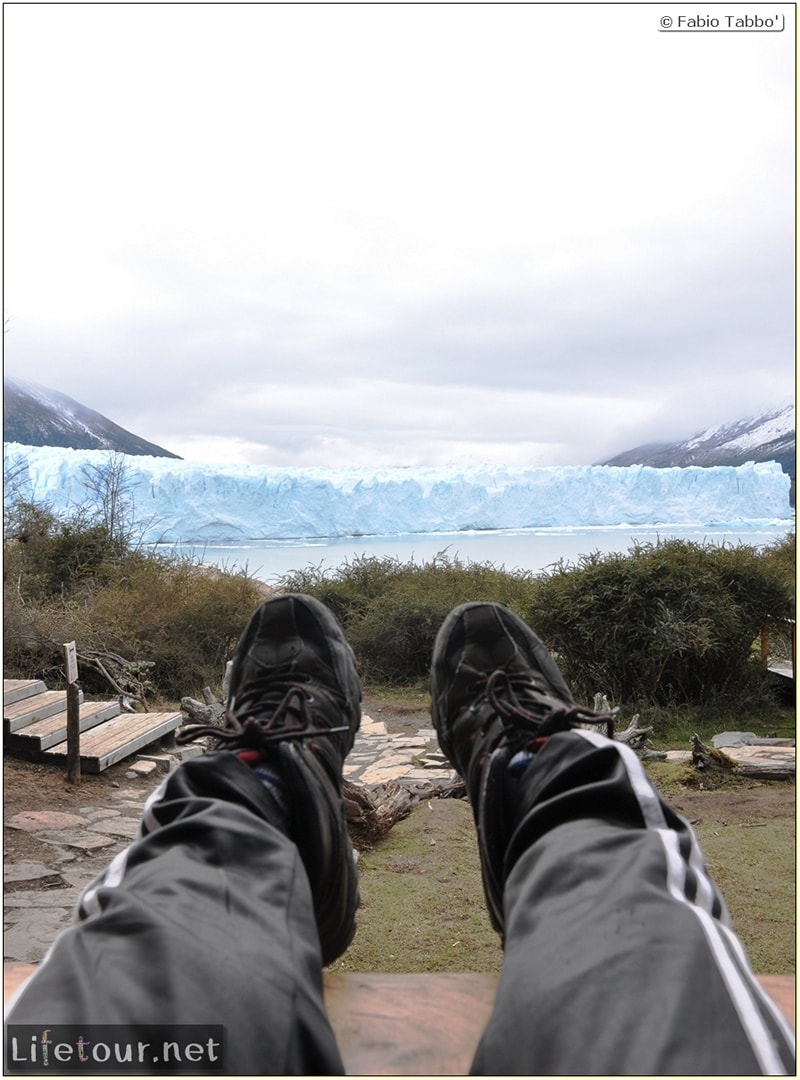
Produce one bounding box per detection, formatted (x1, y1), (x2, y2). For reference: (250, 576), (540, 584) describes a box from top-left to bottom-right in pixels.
(4, 3), (796, 469)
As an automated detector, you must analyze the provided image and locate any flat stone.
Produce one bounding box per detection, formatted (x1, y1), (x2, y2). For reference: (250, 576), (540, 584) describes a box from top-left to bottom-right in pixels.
(4, 861), (62, 887)
(136, 753), (174, 772)
(400, 768), (458, 782)
(112, 800), (149, 813)
(174, 745), (204, 761)
(59, 869), (100, 890)
(7, 810), (87, 832)
(60, 831), (119, 852)
(353, 734), (393, 749)
(128, 759), (158, 777)
(713, 731), (795, 748)
(87, 818), (141, 838)
(86, 808), (121, 820)
(3, 914), (70, 963)
(359, 717), (388, 736)
(712, 731), (759, 747)
(359, 764), (415, 784)
(4, 887), (80, 908)
(728, 746), (795, 767)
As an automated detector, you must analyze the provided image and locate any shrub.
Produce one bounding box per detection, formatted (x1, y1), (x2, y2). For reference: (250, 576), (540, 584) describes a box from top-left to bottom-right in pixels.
(529, 538), (794, 706)
(3, 495), (266, 701)
(4, 502), (127, 600)
(281, 552), (539, 684)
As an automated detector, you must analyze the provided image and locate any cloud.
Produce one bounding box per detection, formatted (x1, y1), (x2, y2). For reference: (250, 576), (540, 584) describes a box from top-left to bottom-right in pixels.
(3, 3), (795, 469)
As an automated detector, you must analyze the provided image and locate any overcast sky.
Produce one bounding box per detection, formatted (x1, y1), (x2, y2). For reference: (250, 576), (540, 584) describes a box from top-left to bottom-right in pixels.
(4, 4), (795, 468)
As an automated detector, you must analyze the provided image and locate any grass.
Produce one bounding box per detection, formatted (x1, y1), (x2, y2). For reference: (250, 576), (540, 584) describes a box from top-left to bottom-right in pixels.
(642, 694), (796, 749)
(698, 819), (796, 973)
(336, 798), (502, 975)
(336, 714), (795, 977)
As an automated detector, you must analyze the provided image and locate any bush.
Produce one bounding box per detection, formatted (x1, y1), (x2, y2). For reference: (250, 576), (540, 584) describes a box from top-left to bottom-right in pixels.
(529, 539), (794, 706)
(4, 557), (265, 702)
(3, 498), (265, 702)
(81, 556), (265, 698)
(281, 552), (539, 684)
(281, 538), (795, 707)
(4, 501), (127, 600)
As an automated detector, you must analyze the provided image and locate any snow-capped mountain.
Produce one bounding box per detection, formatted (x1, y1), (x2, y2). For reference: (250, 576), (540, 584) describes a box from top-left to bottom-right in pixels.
(601, 403), (795, 505)
(602, 404), (794, 470)
(3, 378), (181, 458)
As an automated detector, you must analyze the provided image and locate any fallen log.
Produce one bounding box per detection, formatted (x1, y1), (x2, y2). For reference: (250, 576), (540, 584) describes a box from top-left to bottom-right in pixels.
(343, 779), (415, 850)
(614, 713), (667, 759)
(180, 694), (225, 727)
(591, 696), (666, 760)
(691, 733), (739, 771)
(691, 733), (795, 780)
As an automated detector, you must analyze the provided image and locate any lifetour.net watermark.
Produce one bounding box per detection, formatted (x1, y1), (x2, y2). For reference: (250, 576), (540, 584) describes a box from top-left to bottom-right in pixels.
(5, 1025), (225, 1074)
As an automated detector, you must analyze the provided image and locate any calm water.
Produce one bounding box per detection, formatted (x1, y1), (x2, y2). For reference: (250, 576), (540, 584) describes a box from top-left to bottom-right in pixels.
(156, 522), (793, 585)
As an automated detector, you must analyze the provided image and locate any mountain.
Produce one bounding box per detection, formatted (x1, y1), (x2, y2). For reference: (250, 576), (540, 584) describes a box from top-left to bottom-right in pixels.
(600, 403), (795, 505)
(3, 378), (181, 458)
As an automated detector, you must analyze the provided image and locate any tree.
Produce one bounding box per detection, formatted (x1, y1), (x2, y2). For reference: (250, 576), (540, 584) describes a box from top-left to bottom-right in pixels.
(80, 451), (135, 548)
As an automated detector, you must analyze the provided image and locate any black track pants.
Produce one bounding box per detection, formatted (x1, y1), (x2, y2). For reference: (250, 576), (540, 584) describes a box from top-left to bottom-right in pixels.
(6, 738), (795, 1074)
(471, 729), (795, 1075)
(4, 754), (343, 1075)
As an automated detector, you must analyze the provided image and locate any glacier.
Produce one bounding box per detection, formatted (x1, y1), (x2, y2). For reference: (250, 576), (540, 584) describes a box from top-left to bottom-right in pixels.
(3, 443), (793, 544)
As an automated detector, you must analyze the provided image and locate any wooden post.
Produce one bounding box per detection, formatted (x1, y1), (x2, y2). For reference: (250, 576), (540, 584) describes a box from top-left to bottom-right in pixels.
(63, 641), (81, 784)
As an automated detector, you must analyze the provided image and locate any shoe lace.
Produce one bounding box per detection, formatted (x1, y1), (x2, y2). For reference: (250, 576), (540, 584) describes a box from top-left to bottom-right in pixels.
(176, 673), (351, 752)
(479, 668), (616, 742)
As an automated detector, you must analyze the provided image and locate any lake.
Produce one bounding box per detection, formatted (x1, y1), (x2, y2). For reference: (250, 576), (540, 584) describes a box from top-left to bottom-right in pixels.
(156, 521), (793, 585)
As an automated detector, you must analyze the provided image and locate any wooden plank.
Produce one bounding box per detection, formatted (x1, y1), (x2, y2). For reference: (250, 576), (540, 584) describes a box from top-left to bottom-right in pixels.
(3, 966), (793, 1074)
(3, 679), (47, 706)
(6, 700), (121, 752)
(757, 974), (797, 1026)
(4, 690), (83, 733)
(44, 712), (183, 773)
(323, 972), (496, 1074)
(327, 973), (796, 1074)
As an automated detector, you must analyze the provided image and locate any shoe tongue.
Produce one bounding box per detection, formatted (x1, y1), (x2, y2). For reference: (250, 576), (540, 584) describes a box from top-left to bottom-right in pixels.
(261, 635), (334, 681)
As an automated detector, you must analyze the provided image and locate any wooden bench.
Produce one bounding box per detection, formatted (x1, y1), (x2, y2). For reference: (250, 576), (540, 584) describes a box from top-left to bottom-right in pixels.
(3, 964), (794, 1074)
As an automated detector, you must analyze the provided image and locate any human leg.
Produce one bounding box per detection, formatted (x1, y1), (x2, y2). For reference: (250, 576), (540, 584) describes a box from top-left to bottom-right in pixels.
(430, 602), (795, 1075)
(6, 594), (362, 1075)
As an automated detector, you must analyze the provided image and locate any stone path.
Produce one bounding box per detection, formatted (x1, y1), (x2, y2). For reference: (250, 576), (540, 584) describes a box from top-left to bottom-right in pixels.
(3, 716), (458, 964)
(345, 714), (457, 788)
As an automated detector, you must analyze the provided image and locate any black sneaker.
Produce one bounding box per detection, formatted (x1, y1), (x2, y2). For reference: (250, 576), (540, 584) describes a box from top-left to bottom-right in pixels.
(430, 601), (614, 936)
(178, 593), (362, 965)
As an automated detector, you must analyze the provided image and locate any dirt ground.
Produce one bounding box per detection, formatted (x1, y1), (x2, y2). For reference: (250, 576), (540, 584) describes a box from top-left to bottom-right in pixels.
(2, 755), (139, 865)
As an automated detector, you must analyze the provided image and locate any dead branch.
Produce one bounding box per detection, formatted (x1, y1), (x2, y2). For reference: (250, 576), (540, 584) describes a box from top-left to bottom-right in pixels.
(76, 648), (154, 707)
